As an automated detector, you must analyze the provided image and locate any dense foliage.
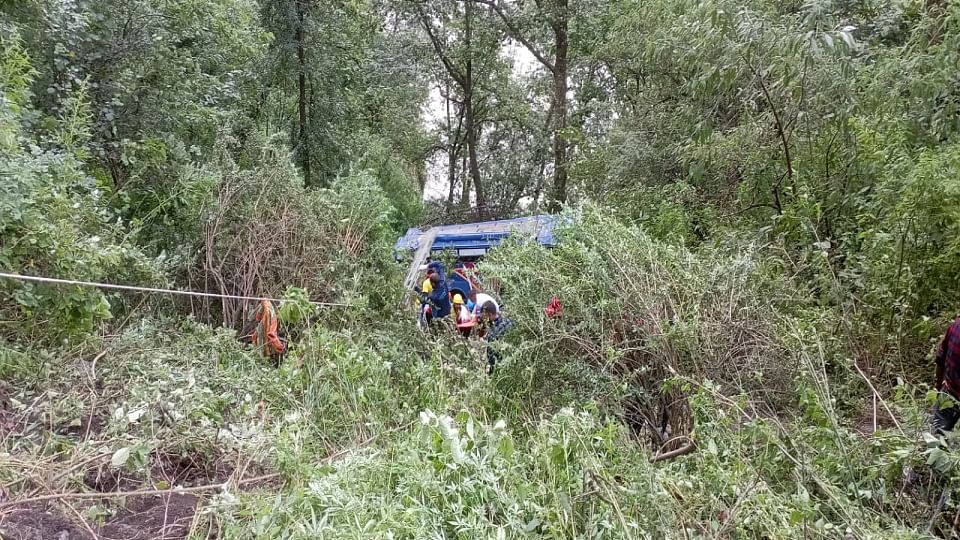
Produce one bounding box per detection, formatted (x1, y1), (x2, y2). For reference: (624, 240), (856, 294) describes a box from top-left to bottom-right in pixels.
(2, 0), (960, 538)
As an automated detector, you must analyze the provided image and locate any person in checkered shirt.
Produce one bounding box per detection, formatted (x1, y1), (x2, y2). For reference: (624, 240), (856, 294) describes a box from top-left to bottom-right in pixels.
(933, 318), (960, 434)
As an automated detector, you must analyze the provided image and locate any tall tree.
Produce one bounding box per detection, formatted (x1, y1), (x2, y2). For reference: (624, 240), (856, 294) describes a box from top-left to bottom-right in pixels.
(415, 0), (490, 217)
(441, 77), (466, 212)
(261, 0), (429, 194)
(295, 0), (312, 186)
(473, 0), (570, 211)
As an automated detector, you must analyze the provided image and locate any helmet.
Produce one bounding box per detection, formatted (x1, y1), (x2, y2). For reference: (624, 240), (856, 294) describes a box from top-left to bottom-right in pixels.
(452, 293), (464, 305)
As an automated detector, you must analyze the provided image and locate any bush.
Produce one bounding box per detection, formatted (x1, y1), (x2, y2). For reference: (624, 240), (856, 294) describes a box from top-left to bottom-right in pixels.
(0, 31), (159, 343)
(190, 145), (404, 327)
(482, 205), (813, 444)
(219, 390), (932, 539)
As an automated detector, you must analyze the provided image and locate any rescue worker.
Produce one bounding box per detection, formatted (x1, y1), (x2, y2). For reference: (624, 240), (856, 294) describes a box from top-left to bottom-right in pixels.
(480, 301), (513, 374)
(421, 268), (435, 295)
(468, 289), (499, 315)
(239, 300), (286, 364)
(418, 268), (435, 326)
(453, 293), (475, 336)
(933, 317), (960, 434)
(415, 262), (451, 322)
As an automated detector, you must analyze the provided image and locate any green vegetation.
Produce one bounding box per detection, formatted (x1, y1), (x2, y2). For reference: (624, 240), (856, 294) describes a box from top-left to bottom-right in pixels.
(2, 0), (960, 538)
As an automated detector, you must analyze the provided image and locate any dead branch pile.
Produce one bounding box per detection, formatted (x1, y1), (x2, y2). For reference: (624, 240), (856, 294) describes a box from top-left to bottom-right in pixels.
(191, 159), (392, 327)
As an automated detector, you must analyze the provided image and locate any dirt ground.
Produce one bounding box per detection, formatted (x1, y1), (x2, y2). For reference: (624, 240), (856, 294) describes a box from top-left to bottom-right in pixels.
(0, 450), (242, 540)
(99, 493), (200, 540)
(0, 493), (199, 540)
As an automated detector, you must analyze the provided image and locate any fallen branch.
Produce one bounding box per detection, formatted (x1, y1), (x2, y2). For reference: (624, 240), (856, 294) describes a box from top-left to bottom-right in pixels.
(61, 497), (101, 540)
(852, 362), (905, 437)
(928, 486), (951, 534)
(651, 440), (697, 463)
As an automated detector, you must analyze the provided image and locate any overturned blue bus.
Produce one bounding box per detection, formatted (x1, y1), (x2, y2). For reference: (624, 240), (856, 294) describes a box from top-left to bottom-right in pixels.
(394, 215), (558, 300)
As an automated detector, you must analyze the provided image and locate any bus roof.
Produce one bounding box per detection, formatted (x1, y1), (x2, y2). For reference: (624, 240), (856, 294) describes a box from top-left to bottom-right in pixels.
(394, 215), (557, 260)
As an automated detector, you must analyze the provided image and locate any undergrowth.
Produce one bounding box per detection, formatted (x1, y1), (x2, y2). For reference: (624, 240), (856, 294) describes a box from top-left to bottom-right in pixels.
(3, 208), (959, 538)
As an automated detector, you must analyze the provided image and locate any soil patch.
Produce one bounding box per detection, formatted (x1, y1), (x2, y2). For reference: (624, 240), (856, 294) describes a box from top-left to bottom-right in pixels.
(0, 495), (199, 540)
(0, 504), (92, 540)
(151, 452), (229, 488)
(2, 449), (272, 540)
(99, 494), (199, 540)
(83, 467), (142, 494)
(54, 411), (106, 440)
(82, 450), (229, 494)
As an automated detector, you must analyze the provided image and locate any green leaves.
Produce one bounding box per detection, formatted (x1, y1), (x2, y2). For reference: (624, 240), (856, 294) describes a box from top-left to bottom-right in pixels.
(279, 286), (314, 324)
(0, 53), (159, 342)
(110, 446), (131, 468)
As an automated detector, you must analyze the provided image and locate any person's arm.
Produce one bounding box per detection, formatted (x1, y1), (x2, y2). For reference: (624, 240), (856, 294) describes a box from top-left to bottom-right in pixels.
(414, 287), (437, 308)
(423, 293), (441, 310)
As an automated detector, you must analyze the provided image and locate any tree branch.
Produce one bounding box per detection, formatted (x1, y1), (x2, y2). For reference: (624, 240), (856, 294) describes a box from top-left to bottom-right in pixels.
(421, 143), (450, 159)
(417, 5), (466, 87)
(471, 0), (556, 73)
(742, 53), (794, 190)
(650, 440), (696, 463)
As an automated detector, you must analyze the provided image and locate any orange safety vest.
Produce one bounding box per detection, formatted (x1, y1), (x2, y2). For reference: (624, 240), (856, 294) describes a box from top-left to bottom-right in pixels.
(250, 300), (285, 357)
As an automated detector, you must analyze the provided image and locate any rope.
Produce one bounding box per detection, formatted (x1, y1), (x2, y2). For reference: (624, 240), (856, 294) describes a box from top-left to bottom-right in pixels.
(0, 272), (350, 307)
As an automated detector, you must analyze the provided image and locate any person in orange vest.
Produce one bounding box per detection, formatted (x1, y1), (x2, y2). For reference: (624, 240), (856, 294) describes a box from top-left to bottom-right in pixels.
(248, 299), (286, 361)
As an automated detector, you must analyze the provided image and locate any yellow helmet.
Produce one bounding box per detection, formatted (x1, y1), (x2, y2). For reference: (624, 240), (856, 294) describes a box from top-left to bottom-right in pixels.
(452, 293), (464, 305)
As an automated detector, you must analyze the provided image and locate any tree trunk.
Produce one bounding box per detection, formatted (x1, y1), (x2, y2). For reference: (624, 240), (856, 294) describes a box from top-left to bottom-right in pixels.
(464, 95), (485, 218)
(461, 153), (470, 209)
(547, 0), (569, 213)
(295, 0), (311, 187)
(445, 81), (458, 212)
(446, 154), (458, 213)
(417, 161), (426, 194)
(464, 1), (486, 218)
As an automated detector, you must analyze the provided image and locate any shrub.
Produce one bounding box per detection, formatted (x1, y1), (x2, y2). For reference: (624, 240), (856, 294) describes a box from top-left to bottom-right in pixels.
(0, 31), (159, 343)
(190, 146), (403, 327)
(482, 205), (811, 444)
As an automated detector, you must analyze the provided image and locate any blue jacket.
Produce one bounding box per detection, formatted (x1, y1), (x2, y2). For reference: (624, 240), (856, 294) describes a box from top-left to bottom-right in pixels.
(485, 314), (514, 372)
(425, 262), (451, 318)
(485, 315), (514, 342)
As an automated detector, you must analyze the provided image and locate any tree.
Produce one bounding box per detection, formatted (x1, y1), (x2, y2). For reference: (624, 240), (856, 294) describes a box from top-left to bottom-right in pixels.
(473, 0), (570, 212)
(295, 0), (312, 186)
(416, 0), (485, 217)
(412, 0), (512, 218)
(260, 0), (430, 194)
(260, 0), (316, 185)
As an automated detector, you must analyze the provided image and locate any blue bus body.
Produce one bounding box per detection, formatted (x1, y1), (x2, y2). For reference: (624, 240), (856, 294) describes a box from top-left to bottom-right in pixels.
(396, 215), (558, 298)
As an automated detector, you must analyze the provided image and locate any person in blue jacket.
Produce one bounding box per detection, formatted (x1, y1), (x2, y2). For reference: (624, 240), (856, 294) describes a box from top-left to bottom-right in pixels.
(415, 261), (451, 321)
